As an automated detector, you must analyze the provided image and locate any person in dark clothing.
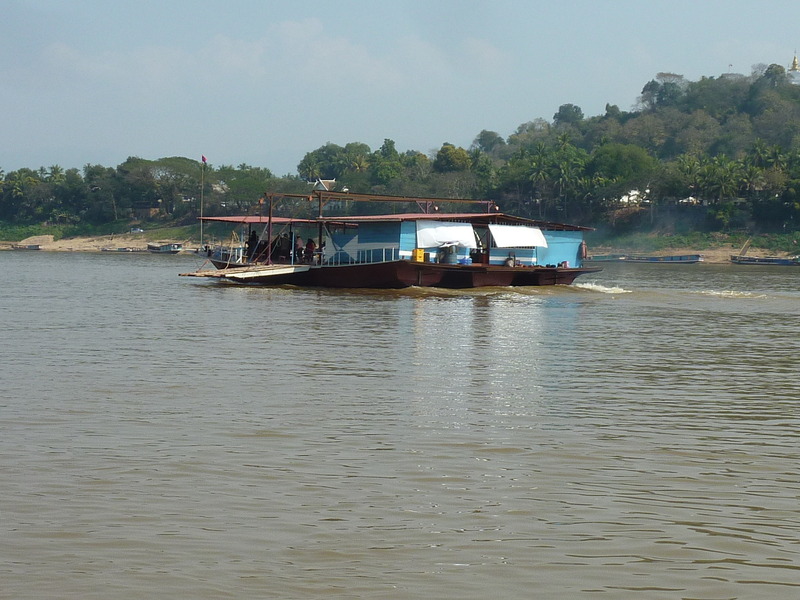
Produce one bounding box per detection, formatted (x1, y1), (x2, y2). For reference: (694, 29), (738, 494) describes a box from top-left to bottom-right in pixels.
(246, 230), (259, 261)
(304, 238), (316, 263)
(279, 233), (292, 260)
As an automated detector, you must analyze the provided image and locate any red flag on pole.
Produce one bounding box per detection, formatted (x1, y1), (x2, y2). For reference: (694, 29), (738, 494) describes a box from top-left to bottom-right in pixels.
(201, 155), (207, 164)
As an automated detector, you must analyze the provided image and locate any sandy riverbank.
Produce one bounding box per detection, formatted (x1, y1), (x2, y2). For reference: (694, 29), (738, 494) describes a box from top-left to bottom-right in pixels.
(0, 234), (178, 253)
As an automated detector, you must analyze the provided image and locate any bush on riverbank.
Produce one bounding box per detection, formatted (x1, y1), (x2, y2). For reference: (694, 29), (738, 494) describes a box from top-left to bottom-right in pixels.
(585, 230), (800, 255)
(0, 221), (135, 242)
(0, 222), (200, 244)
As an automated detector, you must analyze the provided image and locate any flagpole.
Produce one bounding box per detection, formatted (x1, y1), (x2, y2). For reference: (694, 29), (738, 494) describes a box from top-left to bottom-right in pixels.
(199, 156), (206, 249)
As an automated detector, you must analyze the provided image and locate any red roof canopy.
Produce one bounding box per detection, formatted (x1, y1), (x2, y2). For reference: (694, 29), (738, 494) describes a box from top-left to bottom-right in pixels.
(199, 216), (316, 224)
(199, 212), (591, 231)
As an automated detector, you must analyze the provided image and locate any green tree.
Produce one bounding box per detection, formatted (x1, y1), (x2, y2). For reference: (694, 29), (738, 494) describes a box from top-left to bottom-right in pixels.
(369, 139), (403, 186)
(472, 130), (506, 154)
(83, 164), (122, 223)
(342, 142), (371, 174)
(46, 165), (65, 183)
(698, 155), (741, 203)
(553, 103), (584, 126)
(432, 143), (471, 173)
(215, 164), (275, 213)
(588, 143), (657, 184)
(297, 143), (349, 180)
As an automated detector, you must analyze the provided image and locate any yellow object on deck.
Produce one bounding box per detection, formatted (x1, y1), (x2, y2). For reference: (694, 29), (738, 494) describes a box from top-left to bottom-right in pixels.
(411, 248), (425, 262)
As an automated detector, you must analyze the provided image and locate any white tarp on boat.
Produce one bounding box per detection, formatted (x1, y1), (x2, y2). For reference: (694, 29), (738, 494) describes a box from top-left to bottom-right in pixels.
(488, 224), (548, 248)
(415, 221), (478, 248)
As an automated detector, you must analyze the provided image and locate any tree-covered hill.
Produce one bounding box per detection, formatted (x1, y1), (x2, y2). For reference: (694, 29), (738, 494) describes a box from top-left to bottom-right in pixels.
(3, 62), (800, 244)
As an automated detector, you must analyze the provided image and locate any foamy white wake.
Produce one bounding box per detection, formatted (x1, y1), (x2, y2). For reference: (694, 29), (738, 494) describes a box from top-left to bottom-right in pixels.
(574, 282), (632, 294)
(700, 289), (768, 299)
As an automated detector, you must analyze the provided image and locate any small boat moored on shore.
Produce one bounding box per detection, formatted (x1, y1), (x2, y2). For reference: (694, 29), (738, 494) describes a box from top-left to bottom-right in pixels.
(102, 247), (145, 252)
(147, 242), (183, 254)
(730, 254), (800, 265)
(584, 254), (627, 262)
(729, 238), (800, 265)
(622, 254), (703, 263)
(585, 253), (702, 263)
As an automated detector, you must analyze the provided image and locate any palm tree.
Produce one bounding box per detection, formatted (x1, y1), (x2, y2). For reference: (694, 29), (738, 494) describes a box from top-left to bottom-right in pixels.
(739, 164), (765, 200)
(748, 139), (771, 169)
(675, 153), (701, 200)
(7, 170), (38, 198)
(47, 165), (65, 183)
(349, 154), (369, 173)
(528, 151), (550, 198)
(699, 156), (740, 203)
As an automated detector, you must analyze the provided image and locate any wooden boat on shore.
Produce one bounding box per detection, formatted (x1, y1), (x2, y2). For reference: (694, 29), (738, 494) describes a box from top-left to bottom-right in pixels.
(585, 253), (702, 263)
(729, 238), (800, 265)
(730, 254), (800, 265)
(181, 190), (600, 289)
(622, 254), (703, 263)
(11, 243), (41, 250)
(147, 242), (183, 254)
(584, 254), (626, 262)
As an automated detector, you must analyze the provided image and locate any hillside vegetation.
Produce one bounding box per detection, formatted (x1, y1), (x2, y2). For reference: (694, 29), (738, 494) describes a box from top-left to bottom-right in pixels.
(3, 62), (800, 254)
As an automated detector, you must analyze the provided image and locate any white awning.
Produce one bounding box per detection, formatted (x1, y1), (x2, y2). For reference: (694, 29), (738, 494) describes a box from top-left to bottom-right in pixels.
(488, 224), (548, 248)
(415, 221), (477, 248)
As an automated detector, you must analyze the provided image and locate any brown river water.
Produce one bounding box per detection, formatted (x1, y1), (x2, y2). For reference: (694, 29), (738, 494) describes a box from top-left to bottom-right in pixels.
(2, 251), (799, 599)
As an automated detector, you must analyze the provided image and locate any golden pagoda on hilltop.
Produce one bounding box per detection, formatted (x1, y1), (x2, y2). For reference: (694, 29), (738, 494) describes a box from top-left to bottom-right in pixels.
(789, 53), (800, 84)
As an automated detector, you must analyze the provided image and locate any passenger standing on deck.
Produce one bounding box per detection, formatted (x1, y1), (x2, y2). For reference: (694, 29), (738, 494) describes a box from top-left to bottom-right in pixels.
(294, 235), (304, 263)
(279, 233), (291, 260)
(304, 238), (316, 263)
(246, 230), (258, 261)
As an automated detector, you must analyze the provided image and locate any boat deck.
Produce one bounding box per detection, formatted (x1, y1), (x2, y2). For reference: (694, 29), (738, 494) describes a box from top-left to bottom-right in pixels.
(180, 263), (311, 282)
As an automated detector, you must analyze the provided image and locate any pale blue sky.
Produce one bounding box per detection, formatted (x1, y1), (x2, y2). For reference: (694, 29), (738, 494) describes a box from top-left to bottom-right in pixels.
(3, 0), (799, 176)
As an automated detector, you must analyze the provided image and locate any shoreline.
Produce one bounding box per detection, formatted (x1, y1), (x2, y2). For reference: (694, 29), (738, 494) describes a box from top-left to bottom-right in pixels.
(0, 235), (785, 264)
(0, 234), (178, 253)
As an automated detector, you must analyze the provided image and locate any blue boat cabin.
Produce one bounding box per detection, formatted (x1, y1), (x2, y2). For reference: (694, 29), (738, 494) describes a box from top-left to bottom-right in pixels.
(326, 217), (588, 268)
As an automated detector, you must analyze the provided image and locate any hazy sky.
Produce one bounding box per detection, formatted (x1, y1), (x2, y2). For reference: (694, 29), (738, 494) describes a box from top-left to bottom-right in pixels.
(3, 0), (800, 176)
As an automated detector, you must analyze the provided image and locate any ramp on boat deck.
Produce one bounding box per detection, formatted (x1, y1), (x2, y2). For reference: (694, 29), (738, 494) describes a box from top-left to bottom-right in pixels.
(180, 264), (310, 283)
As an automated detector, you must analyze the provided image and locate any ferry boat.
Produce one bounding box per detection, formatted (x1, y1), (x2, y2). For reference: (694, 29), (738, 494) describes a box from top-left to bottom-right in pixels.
(181, 191), (600, 288)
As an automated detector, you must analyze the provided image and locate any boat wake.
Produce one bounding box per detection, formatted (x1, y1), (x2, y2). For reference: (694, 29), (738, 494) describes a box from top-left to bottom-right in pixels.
(574, 282), (632, 294)
(700, 289), (768, 299)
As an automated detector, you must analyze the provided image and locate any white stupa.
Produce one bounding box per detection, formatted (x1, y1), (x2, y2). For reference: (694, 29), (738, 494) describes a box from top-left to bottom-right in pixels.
(789, 54), (800, 85)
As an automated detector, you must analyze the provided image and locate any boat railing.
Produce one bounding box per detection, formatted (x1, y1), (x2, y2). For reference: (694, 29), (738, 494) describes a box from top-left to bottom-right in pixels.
(324, 247), (401, 266)
(211, 244), (245, 262)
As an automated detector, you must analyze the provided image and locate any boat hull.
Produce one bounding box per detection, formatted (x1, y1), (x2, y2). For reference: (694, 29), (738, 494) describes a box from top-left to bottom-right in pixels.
(300, 261), (601, 289)
(209, 257), (246, 269)
(181, 260), (601, 288)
